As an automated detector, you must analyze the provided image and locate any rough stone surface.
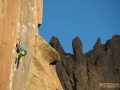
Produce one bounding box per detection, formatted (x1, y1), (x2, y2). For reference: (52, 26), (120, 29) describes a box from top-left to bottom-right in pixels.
(0, 0), (63, 90)
(26, 36), (63, 90)
(50, 35), (120, 90)
(0, 0), (19, 90)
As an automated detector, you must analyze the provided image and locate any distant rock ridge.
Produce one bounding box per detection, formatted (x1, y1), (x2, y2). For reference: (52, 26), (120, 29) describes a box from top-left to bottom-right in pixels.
(49, 34), (120, 90)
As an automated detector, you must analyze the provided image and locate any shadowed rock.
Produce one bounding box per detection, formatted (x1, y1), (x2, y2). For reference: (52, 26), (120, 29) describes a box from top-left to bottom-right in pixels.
(50, 34), (120, 90)
(72, 37), (83, 61)
(49, 36), (65, 60)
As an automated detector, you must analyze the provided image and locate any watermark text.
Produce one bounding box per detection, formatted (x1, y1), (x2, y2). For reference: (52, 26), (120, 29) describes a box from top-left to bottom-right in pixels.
(99, 83), (120, 88)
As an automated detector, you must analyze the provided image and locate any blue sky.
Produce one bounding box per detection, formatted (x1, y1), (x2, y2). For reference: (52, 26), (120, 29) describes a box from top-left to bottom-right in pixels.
(39, 0), (120, 54)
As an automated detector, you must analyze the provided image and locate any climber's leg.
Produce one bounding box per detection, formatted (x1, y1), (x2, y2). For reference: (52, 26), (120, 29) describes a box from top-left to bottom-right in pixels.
(17, 56), (24, 68)
(19, 56), (24, 63)
(15, 53), (20, 64)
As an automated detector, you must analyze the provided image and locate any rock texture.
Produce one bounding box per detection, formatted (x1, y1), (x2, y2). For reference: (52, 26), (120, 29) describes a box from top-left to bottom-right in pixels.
(26, 36), (63, 90)
(49, 35), (120, 90)
(0, 0), (21, 90)
(0, 0), (63, 90)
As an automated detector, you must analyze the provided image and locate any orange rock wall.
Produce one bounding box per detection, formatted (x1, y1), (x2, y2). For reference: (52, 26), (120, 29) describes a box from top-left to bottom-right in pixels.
(0, 0), (19, 90)
(0, 0), (42, 90)
(0, 0), (63, 90)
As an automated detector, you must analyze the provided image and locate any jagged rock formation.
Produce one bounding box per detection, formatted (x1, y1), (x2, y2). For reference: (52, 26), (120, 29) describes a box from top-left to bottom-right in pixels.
(0, 0), (63, 90)
(49, 35), (120, 90)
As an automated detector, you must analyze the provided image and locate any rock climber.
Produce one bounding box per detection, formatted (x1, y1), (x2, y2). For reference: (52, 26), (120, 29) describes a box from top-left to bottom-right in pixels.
(15, 38), (27, 68)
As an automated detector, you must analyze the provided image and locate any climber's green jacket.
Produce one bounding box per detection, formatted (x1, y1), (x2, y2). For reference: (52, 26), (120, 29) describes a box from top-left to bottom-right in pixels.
(16, 51), (26, 62)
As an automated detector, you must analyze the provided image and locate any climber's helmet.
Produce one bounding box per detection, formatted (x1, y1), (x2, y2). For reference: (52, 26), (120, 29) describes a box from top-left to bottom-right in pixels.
(20, 45), (26, 51)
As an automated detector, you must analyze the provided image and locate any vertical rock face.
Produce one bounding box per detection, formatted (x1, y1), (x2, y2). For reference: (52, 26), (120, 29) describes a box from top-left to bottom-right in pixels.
(0, 0), (63, 90)
(50, 35), (120, 90)
(0, 0), (20, 90)
(12, 0), (42, 90)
